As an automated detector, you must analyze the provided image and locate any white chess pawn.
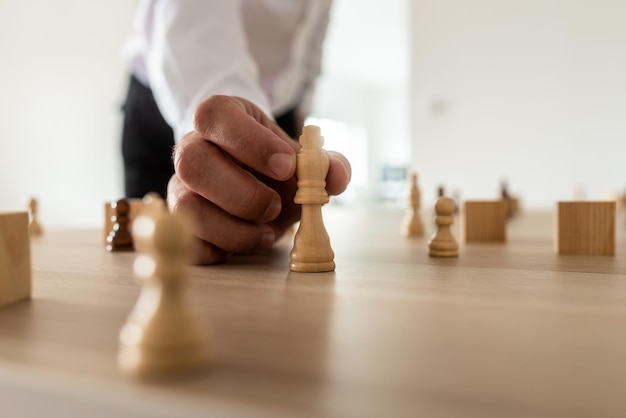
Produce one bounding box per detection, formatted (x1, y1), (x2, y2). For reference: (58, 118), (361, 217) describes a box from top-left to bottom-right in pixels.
(118, 213), (211, 378)
(402, 173), (424, 237)
(27, 197), (42, 236)
(428, 197), (459, 257)
(132, 192), (167, 253)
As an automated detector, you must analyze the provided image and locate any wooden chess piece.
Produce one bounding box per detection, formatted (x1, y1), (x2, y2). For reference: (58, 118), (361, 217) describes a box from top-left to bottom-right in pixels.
(401, 173), (424, 237)
(428, 197), (459, 257)
(142, 192), (165, 209)
(27, 197), (42, 236)
(118, 213), (211, 378)
(500, 181), (514, 219)
(106, 198), (134, 252)
(133, 193), (167, 254)
(290, 125), (335, 273)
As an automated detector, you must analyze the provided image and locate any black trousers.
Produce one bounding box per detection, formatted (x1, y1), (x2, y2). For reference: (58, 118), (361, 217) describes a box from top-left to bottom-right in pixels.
(121, 75), (299, 199)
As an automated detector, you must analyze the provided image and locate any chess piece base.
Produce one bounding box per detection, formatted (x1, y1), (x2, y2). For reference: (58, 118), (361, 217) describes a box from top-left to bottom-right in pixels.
(402, 223), (424, 237)
(106, 244), (134, 252)
(118, 340), (210, 379)
(428, 239), (459, 258)
(290, 260), (336, 273)
(429, 249), (459, 257)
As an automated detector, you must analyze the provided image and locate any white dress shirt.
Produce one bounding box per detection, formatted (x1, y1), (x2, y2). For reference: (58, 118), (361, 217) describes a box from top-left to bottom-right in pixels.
(124, 0), (332, 140)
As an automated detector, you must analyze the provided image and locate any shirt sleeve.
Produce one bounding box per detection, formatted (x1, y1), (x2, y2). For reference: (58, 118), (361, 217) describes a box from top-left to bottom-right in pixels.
(145, 0), (273, 141)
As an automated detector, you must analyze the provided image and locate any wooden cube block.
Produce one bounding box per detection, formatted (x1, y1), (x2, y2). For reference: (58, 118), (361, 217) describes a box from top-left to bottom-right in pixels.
(462, 200), (507, 242)
(0, 212), (32, 307)
(556, 201), (616, 255)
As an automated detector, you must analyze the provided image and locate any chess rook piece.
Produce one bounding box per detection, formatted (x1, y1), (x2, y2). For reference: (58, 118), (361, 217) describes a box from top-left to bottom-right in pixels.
(106, 198), (134, 252)
(401, 173), (424, 237)
(27, 197), (42, 236)
(290, 125), (335, 273)
(118, 213), (211, 378)
(428, 197), (459, 257)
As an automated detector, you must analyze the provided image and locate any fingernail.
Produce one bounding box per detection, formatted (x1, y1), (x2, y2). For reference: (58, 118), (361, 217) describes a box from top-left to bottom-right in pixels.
(261, 196), (281, 222)
(268, 153), (295, 179)
(257, 228), (275, 252)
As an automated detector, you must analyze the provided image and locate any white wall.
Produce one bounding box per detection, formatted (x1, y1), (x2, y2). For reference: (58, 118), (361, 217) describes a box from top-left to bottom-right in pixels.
(0, 1), (135, 227)
(0, 0), (409, 228)
(410, 0), (626, 208)
(3, 0), (621, 229)
(311, 0), (412, 201)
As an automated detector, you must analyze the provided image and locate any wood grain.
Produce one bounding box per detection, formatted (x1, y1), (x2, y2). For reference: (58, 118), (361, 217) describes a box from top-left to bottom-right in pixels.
(462, 200), (507, 242)
(557, 201), (616, 255)
(0, 211), (31, 307)
(1, 207), (626, 418)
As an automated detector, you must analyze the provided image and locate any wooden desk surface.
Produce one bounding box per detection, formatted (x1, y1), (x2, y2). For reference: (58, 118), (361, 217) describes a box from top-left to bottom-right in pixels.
(1, 207), (626, 418)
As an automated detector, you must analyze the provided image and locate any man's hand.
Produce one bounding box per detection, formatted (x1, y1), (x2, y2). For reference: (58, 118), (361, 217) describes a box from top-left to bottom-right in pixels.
(167, 96), (351, 264)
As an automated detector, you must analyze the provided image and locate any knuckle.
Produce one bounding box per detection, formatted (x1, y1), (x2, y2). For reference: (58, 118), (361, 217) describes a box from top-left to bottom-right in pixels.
(172, 131), (197, 170)
(224, 228), (264, 254)
(189, 238), (228, 265)
(193, 95), (231, 135)
(172, 137), (191, 172)
(168, 188), (199, 217)
(233, 183), (272, 220)
(173, 141), (200, 185)
(166, 175), (182, 207)
(176, 191), (197, 211)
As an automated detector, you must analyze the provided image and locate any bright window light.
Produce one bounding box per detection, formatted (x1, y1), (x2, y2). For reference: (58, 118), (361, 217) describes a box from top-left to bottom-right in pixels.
(305, 117), (369, 204)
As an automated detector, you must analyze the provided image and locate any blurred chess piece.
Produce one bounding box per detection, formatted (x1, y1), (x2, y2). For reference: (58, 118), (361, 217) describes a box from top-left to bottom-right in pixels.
(133, 192), (167, 253)
(402, 173), (424, 237)
(428, 197), (458, 257)
(27, 197), (42, 236)
(290, 125), (335, 272)
(106, 198), (134, 252)
(118, 212), (211, 378)
(500, 180), (514, 219)
(142, 192), (166, 214)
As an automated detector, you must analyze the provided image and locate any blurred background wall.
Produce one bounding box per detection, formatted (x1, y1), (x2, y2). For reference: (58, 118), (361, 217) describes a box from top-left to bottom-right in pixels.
(0, 0), (624, 227)
(0, 0), (135, 227)
(408, 0), (626, 208)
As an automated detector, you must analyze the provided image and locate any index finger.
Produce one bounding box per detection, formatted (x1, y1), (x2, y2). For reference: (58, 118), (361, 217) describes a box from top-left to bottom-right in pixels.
(194, 95), (298, 181)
